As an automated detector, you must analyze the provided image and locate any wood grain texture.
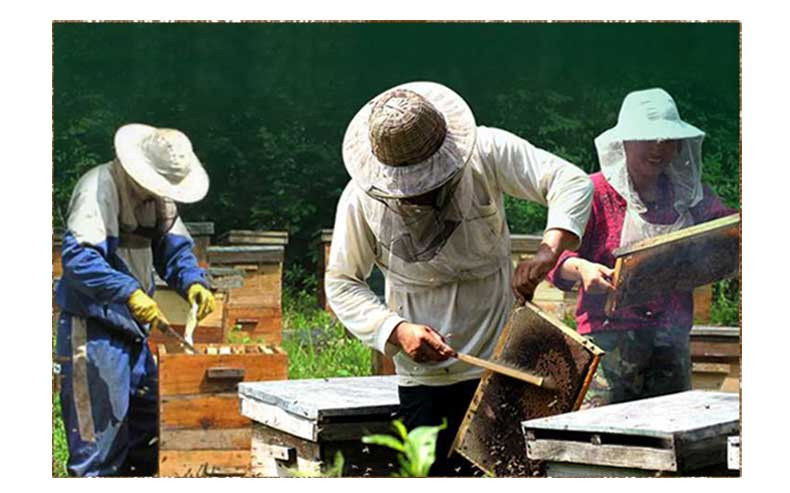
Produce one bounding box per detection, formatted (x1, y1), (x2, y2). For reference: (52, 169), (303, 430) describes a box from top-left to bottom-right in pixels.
(160, 393), (251, 430)
(158, 450), (250, 477)
(238, 375), (400, 421)
(158, 345), (287, 395)
(606, 214), (740, 315)
(452, 302), (602, 477)
(159, 428), (251, 451)
(523, 391), (739, 473)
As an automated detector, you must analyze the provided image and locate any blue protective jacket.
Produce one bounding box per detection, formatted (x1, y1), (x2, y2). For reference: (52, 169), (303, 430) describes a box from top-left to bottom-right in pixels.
(55, 161), (208, 340)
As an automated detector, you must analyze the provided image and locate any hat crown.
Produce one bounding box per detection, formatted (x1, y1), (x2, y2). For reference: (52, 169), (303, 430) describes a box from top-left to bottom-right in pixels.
(368, 89), (447, 167)
(618, 88), (682, 129)
(141, 129), (193, 184)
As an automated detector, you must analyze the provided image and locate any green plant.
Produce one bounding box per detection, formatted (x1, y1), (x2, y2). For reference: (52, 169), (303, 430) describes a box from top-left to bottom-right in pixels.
(709, 278), (740, 327)
(362, 419), (447, 477)
(52, 395), (69, 477)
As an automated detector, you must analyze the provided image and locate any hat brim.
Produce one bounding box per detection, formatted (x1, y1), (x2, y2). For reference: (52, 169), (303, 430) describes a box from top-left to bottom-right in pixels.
(114, 124), (209, 204)
(598, 119), (705, 144)
(342, 82), (477, 199)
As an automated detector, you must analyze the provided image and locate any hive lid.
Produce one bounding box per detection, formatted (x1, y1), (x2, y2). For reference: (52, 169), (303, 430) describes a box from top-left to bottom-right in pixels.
(239, 375), (399, 420)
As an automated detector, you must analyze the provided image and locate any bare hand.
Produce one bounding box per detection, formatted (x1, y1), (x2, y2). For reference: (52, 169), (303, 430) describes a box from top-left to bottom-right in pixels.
(388, 322), (455, 363)
(512, 243), (560, 304)
(578, 261), (615, 294)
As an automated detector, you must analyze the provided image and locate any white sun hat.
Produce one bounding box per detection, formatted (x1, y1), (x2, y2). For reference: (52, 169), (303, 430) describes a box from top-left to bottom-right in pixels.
(114, 124), (209, 203)
(596, 87), (705, 143)
(342, 81), (477, 199)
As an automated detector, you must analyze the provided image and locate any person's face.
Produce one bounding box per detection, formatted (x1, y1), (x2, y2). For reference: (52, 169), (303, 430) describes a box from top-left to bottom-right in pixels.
(624, 139), (680, 182)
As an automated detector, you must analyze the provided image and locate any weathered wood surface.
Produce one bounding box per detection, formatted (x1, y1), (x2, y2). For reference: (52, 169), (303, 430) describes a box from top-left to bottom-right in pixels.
(158, 345), (287, 395)
(185, 222), (215, 236)
(453, 302), (603, 477)
(523, 391), (739, 472)
(208, 245), (285, 265)
(218, 229), (289, 246)
(251, 421), (398, 477)
(728, 436), (740, 470)
(160, 393), (251, 430)
(239, 375), (400, 421)
(606, 214), (740, 315)
(159, 450), (251, 477)
(159, 428), (251, 451)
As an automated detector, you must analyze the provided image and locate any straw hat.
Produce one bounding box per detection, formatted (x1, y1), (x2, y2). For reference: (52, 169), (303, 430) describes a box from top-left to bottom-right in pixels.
(342, 81), (477, 199)
(114, 124), (209, 203)
(596, 88), (704, 143)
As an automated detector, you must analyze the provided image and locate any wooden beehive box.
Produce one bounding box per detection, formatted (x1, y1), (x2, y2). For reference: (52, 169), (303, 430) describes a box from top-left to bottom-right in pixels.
(157, 343), (288, 477)
(452, 302), (604, 477)
(208, 241), (285, 344)
(523, 391), (740, 477)
(690, 325), (740, 392)
(238, 376), (401, 477)
(606, 214), (740, 315)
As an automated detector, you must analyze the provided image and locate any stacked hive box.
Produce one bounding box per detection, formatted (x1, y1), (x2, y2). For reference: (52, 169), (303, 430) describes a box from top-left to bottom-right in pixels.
(210, 230), (288, 344)
(149, 223), (225, 350)
(158, 343), (288, 477)
(690, 326), (740, 392)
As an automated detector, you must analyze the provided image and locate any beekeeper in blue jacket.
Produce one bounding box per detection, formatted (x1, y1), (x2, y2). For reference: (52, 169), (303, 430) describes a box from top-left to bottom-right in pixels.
(54, 124), (215, 476)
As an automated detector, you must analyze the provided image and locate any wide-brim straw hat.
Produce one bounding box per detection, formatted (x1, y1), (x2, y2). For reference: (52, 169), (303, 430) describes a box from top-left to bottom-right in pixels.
(342, 81), (477, 199)
(114, 124), (209, 203)
(596, 88), (704, 144)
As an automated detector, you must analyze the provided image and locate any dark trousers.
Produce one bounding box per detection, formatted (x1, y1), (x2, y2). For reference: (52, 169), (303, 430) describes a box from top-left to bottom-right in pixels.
(397, 379), (482, 477)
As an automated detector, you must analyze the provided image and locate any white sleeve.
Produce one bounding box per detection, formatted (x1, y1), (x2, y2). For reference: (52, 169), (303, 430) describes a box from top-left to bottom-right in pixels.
(478, 126), (593, 247)
(325, 184), (404, 356)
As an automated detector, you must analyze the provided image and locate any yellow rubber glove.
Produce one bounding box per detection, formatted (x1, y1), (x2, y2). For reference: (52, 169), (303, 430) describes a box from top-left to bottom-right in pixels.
(188, 284), (215, 321)
(127, 289), (168, 329)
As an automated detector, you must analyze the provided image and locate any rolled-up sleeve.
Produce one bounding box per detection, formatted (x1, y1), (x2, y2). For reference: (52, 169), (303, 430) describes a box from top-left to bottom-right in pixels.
(479, 126), (593, 249)
(325, 183), (404, 356)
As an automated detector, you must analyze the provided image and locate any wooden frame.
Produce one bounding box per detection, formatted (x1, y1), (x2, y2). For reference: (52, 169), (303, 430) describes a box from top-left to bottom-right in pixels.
(606, 214), (740, 315)
(451, 302), (604, 477)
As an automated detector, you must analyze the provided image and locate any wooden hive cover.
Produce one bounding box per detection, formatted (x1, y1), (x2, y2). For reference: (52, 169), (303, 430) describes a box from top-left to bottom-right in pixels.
(606, 213), (740, 315)
(218, 230), (289, 246)
(239, 376), (400, 442)
(452, 302), (604, 477)
(522, 391), (740, 473)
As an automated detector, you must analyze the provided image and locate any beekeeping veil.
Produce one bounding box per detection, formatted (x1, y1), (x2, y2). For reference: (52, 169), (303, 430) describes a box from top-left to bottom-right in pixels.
(342, 82), (477, 263)
(594, 88), (706, 247)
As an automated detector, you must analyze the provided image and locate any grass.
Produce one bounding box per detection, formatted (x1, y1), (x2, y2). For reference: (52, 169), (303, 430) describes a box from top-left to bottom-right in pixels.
(52, 394), (69, 477)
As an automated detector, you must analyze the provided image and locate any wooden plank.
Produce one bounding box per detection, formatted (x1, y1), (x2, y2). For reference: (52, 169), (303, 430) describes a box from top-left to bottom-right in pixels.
(160, 393), (251, 430)
(452, 302), (602, 477)
(218, 230), (289, 246)
(241, 398), (317, 441)
(526, 439), (677, 471)
(159, 350), (287, 395)
(251, 422), (321, 477)
(158, 450), (250, 477)
(728, 436), (740, 470)
(606, 214), (740, 315)
(238, 376), (400, 421)
(523, 391), (739, 438)
(208, 245), (285, 265)
(316, 420), (396, 442)
(160, 428), (251, 451)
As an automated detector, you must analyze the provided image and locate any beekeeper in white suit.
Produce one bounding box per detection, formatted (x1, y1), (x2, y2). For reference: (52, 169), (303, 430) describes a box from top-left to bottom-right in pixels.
(325, 81), (593, 475)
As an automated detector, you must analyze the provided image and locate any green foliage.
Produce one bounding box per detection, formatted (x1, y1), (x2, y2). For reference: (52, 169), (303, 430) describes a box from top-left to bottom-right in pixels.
(709, 278), (741, 327)
(362, 418), (447, 477)
(52, 395), (68, 477)
(282, 270), (372, 379)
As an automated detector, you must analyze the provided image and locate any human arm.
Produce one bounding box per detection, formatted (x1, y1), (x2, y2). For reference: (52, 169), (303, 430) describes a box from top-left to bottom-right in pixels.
(479, 127), (594, 301)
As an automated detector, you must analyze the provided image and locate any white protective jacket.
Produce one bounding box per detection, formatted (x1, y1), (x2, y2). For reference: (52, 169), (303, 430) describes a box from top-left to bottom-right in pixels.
(326, 126), (593, 386)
